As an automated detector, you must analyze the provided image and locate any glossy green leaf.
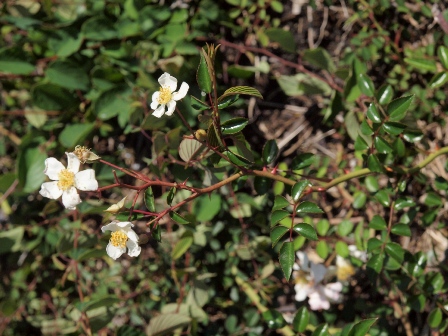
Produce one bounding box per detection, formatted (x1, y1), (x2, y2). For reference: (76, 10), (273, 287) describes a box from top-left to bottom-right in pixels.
(197, 54), (212, 93)
(226, 150), (252, 167)
(354, 135), (369, 151)
(367, 238), (383, 253)
(348, 318), (377, 336)
(218, 86), (263, 101)
(367, 154), (384, 173)
(291, 153), (315, 170)
(424, 192), (443, 207)
(352, 191), (367, 209)
(394, 197), (416, 210)
(273, 196), (290, 211)
(369, 215), (387, 230)
(391, 224), (411, 236)
(312, 323), (329, 336)
(170, 211), (189, 225)
(270, 210), (290, 227)
(438, 45), (448, 69)
(17, 146), (46, 193)
(291, 180), (310, 203)
(262, 309), (286, 329)
(382, 122), (406, 135)
(217, 95), (240, 109)
(366, 253), (384, 274)
(167, 187), (176, 205)
(293, 223), (318, 241)
(171, 233), (193, 260)
(366, 103), (382, 123)
(151, 224), (161, 242)
(262, 140), (278, 165)
(221, 117), (249, 135)
(375, 190), (390, 206)
(402, 130), (424, 142)
(292, 306), (309, 333)
(404, 57), (437, 72)
(358, 74), (375, 97)
(429, 72), (448, 89)
(360, 119), (374, 136)
(144, 187), (156, 212)
(428, 308), (443, 328)
(254, 176), (271, 195)
(279, 241), (295, 281)
(190, 96), (210, 111)
(387, 95), (413, 121)
(365, 175), (379, 192)
(385, 242), (404, 263)
(271, 226), (289, 247)
(376, 84), (394, 105)
(296, 201), (323, 214)
(374, 136), (393, 154)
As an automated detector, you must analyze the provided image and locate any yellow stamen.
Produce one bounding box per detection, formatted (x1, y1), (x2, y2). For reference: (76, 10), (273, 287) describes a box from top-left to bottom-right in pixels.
(110, 231), (128, 248)
(337, 264), (355, 281)
(57, 169), (75, 190)
(157, 86), (172, 105)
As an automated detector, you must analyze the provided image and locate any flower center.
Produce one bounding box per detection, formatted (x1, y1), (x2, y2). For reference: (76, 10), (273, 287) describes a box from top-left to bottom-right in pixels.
(157, 86), (172, 105)
(57, 169), (75, 191)
(110, 231), (128, 248)
(337, 264), (355, 281)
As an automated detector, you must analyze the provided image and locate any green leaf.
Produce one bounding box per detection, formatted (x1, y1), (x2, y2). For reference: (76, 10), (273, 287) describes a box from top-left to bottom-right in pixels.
(335, 241), (349, 257)
(262, 309), (286, 329)
(365, 175), (379, 192)
(279, 241), (295, 281)
(146, 313), (191, 336)
(48, 29), (83, 57)
(178, 138), (209, 162)
(226, 150), (252, 167)
(366, 253), (384, 274)
(394, 197), (416, 210)
(144, 187), (156, 212)
(312, 323), (329, 336)
(316, 240), (329, 259)
(59, 123), (95, 148)
(197, 54), (212, 93)
(424, 192), (443, 207)
(293, 223), (318, 241)
(221, 117), (249, 135)
(218, 86), (263, 101)
(428, 308), (443, 328)
(17, 146), (46, 193)
(404, 57), (437, 72)
(360, 119), (374, 136)
(391, 224), (411, 237)
(273, 196), (290, 211)
(0, 47), (34, 74)
(376, 84), (394, 105)
(292, 306), (309, 333)
(296, 201), (323, 214)
(366, 103), (382, 123)
(0, 227), (24, 255)
(385, 242), (404, 263)
(254, 176), (271, 195)
(270, 210), (290, 227)
(358, 74), (375, 97)
(171, 233), (193, 260)
(402, 130), (424, 142)
(367, 238), (383, 253)
(303, 47), (336, 72)
(375, 190), (390, 207)
(262, 140), (278, 165)
(337, 219), (354, 236)
(382, 122), (406, 135)
(374, 136), (393, 154)
(94, 86), (132, 120)
(31, 83), (78, 111)
(217, 95), (240, 109)
(429, 72), (448, 89)
(190, 96), (210, 111)
(316, 219), (330, 236)
(292, 153), (314, 170)
(24, 108), (47, 129)
(438, 45), (448, 69)
(265, 28), (297, 53)
(367, 154), (384, 172)
(369, 215), (387, 230)
(354, 135), (369, 151)
(81, 16), (117, 41)
(352, 191), (367, 209)
(291, 180), (311, 203)
(270, 226), (289, 247)
(46, 60), (90, 91)
(348, 318), (377, 336)
(387, 95), (413, 121)
(170, 211), (189, 225)
(151, 224), (161, 242)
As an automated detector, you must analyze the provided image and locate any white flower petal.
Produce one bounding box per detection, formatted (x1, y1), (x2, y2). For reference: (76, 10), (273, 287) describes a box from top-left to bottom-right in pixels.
(75, 169), (98, 191)
(296, 251), (310, 271)
(44, 158), (65, 180)
(106, 242), (126, 260)
(311, 262), (327, 284)
(152, 105), (166, 118)
(158, 72), (177, 92)
(172, 82), (189, 101)
(323, 282), (343, 301)
(116, 221), (133, 229)
(62, 187), (81, 209)
(165, 100), (176, 116)
(126, 239), (141, 257)
(101, 222), (120, 233)
(294, 283), (311, 302)
(39, 181), (63, 199)
(66, 152), (80, 174)
(308, 289), (330, 310)
(151, 92), (161, 109)
(125, 228), (139, 243)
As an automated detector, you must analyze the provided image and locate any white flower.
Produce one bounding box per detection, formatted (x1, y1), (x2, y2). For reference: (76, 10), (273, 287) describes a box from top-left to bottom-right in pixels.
(39, 153), (98, 210)
(336, 256), (356, 281)
(348, 244), (367, 262)
(293, 252), (343, 311)
(101, 221), (141, 260)
(150, 72), (189, 118)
